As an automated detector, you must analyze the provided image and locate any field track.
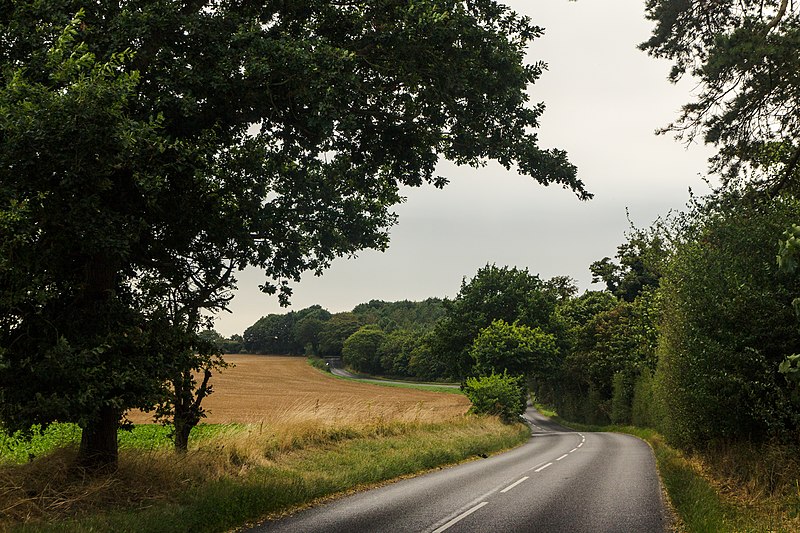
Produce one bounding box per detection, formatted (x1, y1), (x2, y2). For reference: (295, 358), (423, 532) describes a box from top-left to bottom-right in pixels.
(127, 354), (469, 424)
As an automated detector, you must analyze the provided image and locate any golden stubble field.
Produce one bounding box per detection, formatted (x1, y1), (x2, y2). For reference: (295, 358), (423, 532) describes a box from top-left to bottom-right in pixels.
(128, 354), (469, 425)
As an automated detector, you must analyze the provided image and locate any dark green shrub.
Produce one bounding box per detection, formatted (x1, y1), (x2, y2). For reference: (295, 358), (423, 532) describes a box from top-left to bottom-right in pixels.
(631, 368), (655, 427)
(610, 372), (633, 425)
(655, 195), (800, 447)
(462, 372), (526, 422)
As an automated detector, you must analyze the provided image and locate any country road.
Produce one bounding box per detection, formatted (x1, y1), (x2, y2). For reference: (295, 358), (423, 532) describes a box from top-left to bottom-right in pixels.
(329, 366), (461, 389)
(248, 407), (669, 532)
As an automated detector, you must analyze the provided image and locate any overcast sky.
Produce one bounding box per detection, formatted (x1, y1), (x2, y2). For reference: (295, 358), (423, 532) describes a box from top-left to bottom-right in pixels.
(214, 0), (713, 337)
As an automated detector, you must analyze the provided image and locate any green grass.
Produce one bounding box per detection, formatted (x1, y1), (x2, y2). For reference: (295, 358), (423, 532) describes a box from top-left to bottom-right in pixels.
(0, 423), (239, 464)
(536, 406), (799, 532)
(8, 418), (529, 532)
(307, 356), (330, 372)
(329, 374), (462, 394)
(309, 361), (462, 394)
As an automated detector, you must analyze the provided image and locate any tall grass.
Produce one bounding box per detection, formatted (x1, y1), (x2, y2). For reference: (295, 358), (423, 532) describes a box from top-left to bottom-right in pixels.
(2, 400), (528, 532)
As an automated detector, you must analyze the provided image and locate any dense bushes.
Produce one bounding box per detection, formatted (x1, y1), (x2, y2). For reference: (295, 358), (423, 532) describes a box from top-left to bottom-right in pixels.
(462, 373), (527, 422)
(552, 287), (660, 425)
(655, 196), (800, 446)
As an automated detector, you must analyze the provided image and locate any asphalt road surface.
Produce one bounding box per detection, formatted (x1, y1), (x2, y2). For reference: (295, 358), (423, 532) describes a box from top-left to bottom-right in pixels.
(248, 407), (669, 532)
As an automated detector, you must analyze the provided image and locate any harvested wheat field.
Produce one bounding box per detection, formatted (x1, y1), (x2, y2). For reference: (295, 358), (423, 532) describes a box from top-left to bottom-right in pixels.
(128, 354), (469, 425)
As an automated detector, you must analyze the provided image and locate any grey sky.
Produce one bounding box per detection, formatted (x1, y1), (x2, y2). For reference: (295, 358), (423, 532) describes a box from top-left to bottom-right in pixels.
(214, 0), (713, 337)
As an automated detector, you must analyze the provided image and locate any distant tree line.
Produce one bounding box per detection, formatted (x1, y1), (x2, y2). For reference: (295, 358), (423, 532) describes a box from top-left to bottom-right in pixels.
(208, 299), (447, 379)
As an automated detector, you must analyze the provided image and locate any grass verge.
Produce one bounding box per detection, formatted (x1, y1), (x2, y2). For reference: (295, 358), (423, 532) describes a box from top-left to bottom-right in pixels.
(537, 406), (800, 532)
(3, 416), (528, 532)
(308, 361), (462, 394)
(326, 374), (462, 394)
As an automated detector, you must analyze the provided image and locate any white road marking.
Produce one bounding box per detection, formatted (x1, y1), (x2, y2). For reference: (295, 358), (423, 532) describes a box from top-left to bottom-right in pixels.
(525, 461), (547, 472)
(556, 454), (568, 461)
(577, 442), (583, 448)
(569, 448), (578, 453)
(500, 476), (529, 493)
(432, 502), (489, 533)
(534, 462), (553, 473)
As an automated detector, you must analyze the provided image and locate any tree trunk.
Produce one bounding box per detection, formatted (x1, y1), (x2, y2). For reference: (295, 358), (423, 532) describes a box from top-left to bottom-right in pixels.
(172, 367), (212, 453)
(174, 417), (192, 453)
(78, 406), (120, 471)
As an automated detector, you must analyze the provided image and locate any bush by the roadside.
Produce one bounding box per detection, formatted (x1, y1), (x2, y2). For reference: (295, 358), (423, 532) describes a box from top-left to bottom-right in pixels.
(307, 356), (330, 373)
(462, 372), (526, 422)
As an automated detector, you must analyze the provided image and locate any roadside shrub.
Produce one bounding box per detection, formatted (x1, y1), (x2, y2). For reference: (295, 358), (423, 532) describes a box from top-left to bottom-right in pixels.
(610, 372), (632, 425)
(655, 195), (800, 447)
(462, 372), (526, 422)
(307, 356), (329, 373)
(631, 368), (655, 427)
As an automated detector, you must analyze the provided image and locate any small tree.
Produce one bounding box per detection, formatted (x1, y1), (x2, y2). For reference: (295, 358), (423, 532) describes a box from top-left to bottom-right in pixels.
(470, 320), (559, 381)
(342, 325), (387, 374)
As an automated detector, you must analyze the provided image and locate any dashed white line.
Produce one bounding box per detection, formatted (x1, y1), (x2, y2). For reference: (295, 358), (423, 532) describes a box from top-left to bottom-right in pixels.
(432, 502), (489, 533)
(500, 476), (529, 493)
(534, 462), (553, 473)
(556, 454), (568, 461)
(525, 461), (547, 473)
(569, 448), (578, 453)
(577, 442), (583, 448)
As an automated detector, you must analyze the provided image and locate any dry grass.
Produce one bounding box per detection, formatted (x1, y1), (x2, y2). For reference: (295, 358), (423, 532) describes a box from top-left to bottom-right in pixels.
(682, 440), (800, 531)
(0, 416), (521, 530)
(128, 354), (469, 424)
(2, 355), (508, 530)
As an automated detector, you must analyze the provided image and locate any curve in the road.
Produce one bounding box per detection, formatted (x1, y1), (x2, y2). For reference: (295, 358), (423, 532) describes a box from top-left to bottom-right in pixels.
(329, 366), (461, 389)
(247, 407), (670, 532)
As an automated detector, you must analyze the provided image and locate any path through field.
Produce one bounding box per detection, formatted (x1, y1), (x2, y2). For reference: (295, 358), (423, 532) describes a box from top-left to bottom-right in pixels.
(127, 355), (469, 424)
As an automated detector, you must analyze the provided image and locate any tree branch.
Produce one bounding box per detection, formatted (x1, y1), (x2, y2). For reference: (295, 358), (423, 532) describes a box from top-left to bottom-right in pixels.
(765, 0), (789, 33)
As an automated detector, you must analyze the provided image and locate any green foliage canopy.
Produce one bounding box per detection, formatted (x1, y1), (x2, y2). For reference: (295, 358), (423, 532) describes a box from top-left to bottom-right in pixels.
(342, 325), (387, 375)
(319, 313), (363, 358)
(469, 319), (558, 381)
(655, 194), (800, 446)
(429, 264), (564, 378)
(641, 0), (800, 188)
